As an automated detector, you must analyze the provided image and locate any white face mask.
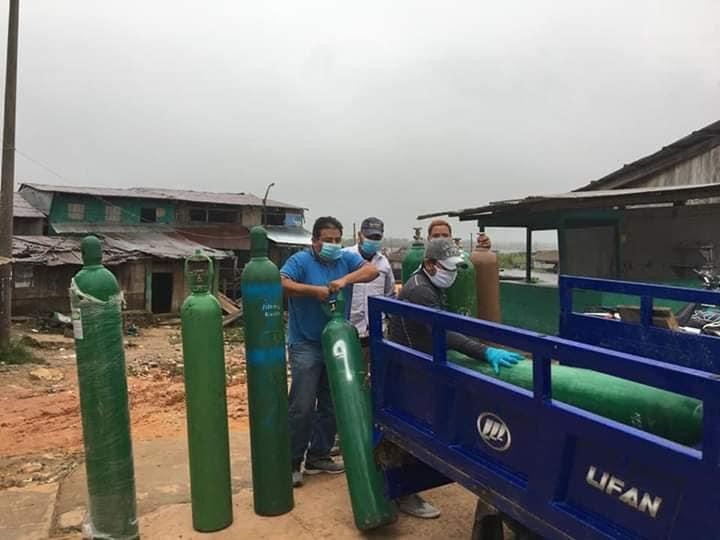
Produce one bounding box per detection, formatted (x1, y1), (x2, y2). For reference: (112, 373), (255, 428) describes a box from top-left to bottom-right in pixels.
(426, 266), (457, 288)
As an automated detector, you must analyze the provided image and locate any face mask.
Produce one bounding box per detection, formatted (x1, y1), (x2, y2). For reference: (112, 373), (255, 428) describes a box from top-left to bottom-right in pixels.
(319, 242), (342, 261)
(360, 239), (381, 256)
(427, 266), (457, 289)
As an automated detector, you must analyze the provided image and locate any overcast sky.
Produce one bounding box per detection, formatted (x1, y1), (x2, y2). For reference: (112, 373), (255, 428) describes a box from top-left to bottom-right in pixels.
(4, 1), (720, 242)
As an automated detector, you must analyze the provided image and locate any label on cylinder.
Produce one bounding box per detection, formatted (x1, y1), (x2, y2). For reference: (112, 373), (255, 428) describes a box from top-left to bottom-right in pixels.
(261, 302), (282, 318)
(71, 308), (83, 340)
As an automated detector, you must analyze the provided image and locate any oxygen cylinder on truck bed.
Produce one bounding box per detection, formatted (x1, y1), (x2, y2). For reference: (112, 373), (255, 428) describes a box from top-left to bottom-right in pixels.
(447, 238), (478, 317)
(471, 232), (501, 322)
(401, 227), (425, 283)
(448, 351), (702, 446)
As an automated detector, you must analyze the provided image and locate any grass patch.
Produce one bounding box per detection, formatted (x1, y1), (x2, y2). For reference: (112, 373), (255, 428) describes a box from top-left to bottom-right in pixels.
(497, 252), (527, 270)
(0, 338), (41, 365)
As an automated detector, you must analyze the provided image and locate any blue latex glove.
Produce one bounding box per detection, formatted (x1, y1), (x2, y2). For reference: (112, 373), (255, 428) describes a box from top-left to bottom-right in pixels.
(484, 347), (523, 374)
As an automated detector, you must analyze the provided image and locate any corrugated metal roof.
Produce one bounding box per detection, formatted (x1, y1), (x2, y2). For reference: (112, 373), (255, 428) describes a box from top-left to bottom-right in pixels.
(12, 233), (230, 266)
(20, 182), (304, 210)
(418, 182), (720, 227)
(175, 225), (250, 251)
(51, 223), (170, 235)
(12, 236), (130, 266)
(51, 222), (255, 251)
(265, 226), (312, 246)
(13, 193), (45, 219)
(576, 119), (720, 191)
(103, 233), (230, 260)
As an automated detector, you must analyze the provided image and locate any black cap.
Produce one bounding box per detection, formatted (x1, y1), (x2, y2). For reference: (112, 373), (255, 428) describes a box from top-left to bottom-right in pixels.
(360, 217), (384, 237)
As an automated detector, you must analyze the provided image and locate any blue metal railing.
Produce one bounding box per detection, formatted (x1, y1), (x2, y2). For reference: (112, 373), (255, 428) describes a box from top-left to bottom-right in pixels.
(369, 295), (720, 539)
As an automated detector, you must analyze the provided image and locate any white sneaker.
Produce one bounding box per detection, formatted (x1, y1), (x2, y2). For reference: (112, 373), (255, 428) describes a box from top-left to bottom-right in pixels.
(396, 494), (441, 519)
(292, 469), (303, 487)
(304, 457), (345, 475)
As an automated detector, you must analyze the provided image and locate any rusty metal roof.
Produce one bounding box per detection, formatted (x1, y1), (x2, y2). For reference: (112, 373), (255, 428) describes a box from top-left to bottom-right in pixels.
(21, 183), (305, 210)
(103, 232), (230, 260)
(51, 223), (170, 235)
(175, 225), (251, 251)
(13, 193), (45, 219)
(12, 236), (129, 266)
(12, 233), (230, 266)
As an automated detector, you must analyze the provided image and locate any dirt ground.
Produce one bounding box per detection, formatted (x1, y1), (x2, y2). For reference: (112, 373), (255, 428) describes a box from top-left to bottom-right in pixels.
(1, 320), (483, 540)
(0, 321), (249, 489)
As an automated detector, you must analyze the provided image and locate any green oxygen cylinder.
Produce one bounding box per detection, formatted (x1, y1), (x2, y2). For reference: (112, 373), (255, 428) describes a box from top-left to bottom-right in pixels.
(446, 238), (478, 317)
(241, 226), (294, 516)
(401, 227), (425, 283)
(69, 236), (138, 540)
(448, 352), (703, 446)
(181, 252), (233, 532)
(321, 294), (397, 531)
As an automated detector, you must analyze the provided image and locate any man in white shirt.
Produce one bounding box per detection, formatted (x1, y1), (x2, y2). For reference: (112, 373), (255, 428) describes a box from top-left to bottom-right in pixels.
(344, 217), (395, 359)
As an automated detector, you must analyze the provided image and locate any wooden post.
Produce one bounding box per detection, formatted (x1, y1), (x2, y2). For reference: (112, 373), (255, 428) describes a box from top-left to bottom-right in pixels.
(525, 228), (532, 283)
(0, 0), (20, 348)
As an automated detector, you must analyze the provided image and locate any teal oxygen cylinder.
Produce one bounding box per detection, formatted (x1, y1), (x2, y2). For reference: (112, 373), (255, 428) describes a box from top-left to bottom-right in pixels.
(241, 227), (294, 516)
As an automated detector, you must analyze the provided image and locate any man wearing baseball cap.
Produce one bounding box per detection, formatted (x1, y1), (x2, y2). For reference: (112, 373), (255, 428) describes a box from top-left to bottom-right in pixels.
(387, 237), (523, 519)
(344, 217), (395, 360)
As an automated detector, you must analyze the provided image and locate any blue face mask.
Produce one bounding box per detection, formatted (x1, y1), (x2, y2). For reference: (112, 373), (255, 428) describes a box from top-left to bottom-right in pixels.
(319, 242), (342, 261)
(360, 239), (382, 256)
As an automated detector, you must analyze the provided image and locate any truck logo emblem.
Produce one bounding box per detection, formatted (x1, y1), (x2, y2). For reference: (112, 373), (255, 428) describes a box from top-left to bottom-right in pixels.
(586, 466), (663, 518)
(477, 413), (511, 452)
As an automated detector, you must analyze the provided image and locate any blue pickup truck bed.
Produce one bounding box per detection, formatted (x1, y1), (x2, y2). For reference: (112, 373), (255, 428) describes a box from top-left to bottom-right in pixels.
(369, 276), (720, 539)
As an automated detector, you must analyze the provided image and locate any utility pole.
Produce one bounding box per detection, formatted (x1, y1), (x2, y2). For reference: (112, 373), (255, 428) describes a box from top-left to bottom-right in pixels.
(261, 182), (275, 227)
(0, 0), (19, 349)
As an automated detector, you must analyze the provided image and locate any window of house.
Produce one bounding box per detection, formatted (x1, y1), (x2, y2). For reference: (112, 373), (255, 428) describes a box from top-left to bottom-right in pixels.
(285, 213), (303, 226)
(105, 205), (122, 222)
(208, 209), (236, 223)
(156, 208), (166, 219)
(189, 208), (207, 222)
(264, 211), (284, 226)
(14, 265), (33, 288)
(140, 208), (157, 223)
(68, 203), (85, 221)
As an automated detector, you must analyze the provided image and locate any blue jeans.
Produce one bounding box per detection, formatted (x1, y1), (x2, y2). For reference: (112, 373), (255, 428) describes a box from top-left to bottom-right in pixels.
(288, 341), (336, 469)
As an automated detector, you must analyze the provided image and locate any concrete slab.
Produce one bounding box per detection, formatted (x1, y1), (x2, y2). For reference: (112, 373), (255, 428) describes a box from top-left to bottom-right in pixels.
(0, 482), (58, 540)
(56, 430), (252, 519)
(52, 429), (477, 538)
(139, 482), (476, 539)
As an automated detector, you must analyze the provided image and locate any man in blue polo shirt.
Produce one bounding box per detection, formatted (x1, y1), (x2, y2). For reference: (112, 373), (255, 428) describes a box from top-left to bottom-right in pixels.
(281, 216), (379, 487)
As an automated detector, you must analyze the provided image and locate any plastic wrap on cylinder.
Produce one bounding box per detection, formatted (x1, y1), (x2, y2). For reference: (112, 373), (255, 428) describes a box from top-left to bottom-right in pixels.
(70, 279), (138, 540)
